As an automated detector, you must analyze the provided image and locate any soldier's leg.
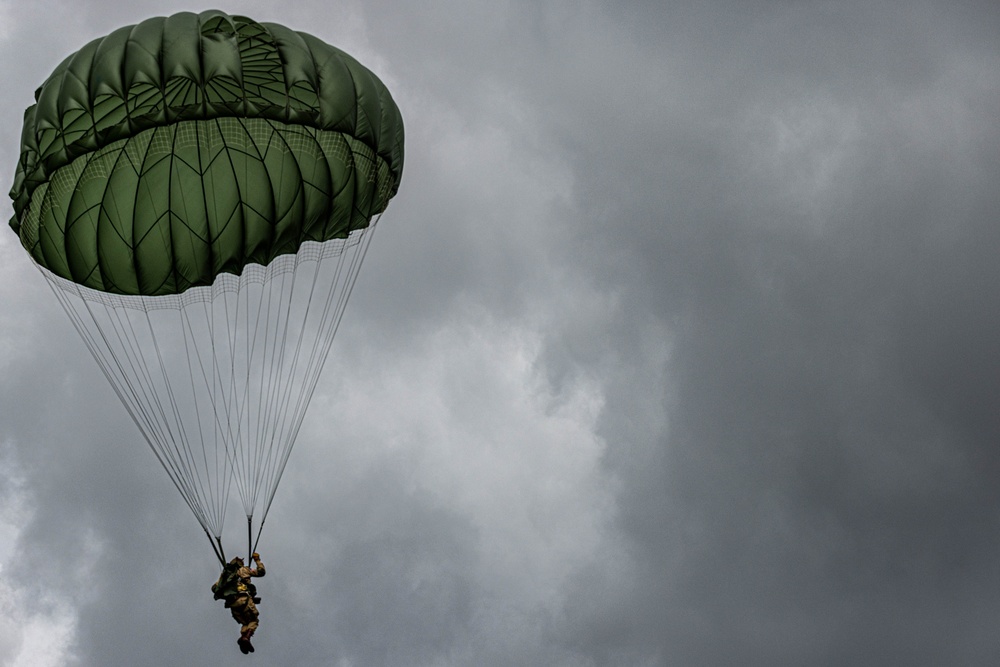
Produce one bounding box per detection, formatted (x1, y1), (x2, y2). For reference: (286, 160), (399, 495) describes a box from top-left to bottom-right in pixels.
(241, 598), (260, 638)
(228, 597), (255, 654)
(229, 596), (249, 625)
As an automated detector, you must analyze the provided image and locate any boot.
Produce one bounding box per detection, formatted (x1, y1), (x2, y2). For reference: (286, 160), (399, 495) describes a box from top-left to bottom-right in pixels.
(239, 631), (255, 654)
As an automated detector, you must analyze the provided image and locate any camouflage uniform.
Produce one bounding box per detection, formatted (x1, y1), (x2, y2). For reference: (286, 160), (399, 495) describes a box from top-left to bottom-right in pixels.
(212, 553), (265, 653)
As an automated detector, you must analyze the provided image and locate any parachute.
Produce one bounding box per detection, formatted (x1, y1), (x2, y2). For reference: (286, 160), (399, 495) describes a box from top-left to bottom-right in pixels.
(8, 10), (404, 563)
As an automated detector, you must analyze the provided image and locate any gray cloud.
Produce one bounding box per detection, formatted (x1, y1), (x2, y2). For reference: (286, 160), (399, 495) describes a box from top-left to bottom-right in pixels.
(2, 0), (999, 665)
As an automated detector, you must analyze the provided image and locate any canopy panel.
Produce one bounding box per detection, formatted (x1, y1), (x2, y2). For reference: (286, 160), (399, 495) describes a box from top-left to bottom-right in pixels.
(10, 10), (403, 296)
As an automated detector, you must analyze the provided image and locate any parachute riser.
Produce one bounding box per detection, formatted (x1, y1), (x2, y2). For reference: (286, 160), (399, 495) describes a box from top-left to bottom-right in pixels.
(206, 528), (226, 566)
(251, 518), (266, 558)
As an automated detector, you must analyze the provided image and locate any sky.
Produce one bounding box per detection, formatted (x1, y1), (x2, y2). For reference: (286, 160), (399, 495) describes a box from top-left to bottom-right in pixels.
(1, 0), (999, 665)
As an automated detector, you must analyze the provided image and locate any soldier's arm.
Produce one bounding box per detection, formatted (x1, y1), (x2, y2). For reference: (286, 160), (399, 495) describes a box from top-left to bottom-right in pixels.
(250, 552), (266, 577)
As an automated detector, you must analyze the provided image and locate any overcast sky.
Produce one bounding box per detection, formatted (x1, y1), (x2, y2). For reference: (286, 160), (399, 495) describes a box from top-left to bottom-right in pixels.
(2, 1), (999, 665)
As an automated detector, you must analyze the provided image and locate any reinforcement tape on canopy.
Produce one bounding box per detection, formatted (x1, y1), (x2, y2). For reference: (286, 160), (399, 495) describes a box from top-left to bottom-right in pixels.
(40, 231), (369, 310)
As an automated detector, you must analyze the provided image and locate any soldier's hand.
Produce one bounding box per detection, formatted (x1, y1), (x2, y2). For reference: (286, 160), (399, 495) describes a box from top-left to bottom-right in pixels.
(252, 552), (260, 560)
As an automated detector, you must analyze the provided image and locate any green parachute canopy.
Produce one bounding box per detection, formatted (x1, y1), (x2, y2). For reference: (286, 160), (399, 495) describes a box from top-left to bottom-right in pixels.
(10, 9), (403, 295)
(7, 11), (404, 563)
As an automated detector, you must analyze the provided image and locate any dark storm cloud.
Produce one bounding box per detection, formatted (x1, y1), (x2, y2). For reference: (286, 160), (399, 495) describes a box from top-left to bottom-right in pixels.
(2, 0), (999, 665)
(522, 1), (1000, 663)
